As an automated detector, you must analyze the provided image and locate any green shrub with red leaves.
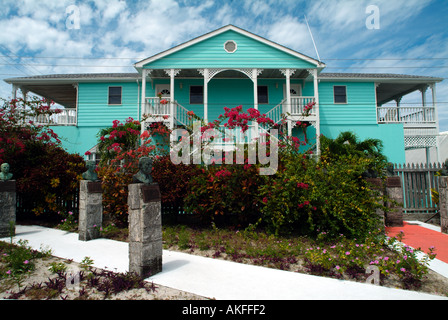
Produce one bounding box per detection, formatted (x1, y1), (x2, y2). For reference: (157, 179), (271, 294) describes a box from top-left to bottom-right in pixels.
(96, 119), (171, 225)
(0, 97), (85, 217)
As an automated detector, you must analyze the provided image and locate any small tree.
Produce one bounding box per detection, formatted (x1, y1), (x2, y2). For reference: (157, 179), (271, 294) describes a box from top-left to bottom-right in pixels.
(0, 97), (85, 217)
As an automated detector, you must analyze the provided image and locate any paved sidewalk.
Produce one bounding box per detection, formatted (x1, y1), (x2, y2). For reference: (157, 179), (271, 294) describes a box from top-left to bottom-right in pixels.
(1, 224), (447, 300)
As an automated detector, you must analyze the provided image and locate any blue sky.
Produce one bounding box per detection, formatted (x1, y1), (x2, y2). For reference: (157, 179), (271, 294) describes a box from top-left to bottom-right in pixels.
(1, 0), (447, 130)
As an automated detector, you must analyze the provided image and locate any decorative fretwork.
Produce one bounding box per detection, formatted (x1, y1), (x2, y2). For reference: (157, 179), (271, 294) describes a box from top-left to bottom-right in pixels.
(163, 69), (181, 77)
(198, 68), (264, 83)
(279, 69), (297, 77)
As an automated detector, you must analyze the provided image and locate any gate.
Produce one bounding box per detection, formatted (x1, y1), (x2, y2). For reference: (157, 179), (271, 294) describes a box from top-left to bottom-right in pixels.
(394, 163), (443, 215)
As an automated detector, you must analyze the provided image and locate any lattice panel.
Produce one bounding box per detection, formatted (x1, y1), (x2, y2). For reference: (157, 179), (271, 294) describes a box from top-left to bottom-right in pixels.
(404, 135), (437, 149)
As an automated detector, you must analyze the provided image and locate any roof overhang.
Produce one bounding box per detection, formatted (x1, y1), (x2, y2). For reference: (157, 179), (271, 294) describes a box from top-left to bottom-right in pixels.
(134, 24), (326, 71)
(4, 73), (140, 108)
(319, 73), (444, 105)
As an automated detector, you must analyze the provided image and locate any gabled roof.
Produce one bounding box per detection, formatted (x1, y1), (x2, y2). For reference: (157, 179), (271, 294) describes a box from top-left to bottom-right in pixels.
(134, 24), (325, 70)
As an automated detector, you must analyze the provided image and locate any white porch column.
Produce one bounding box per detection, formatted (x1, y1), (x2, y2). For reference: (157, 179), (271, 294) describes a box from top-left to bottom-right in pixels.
(420, 85), (428, 107)
(253, 68), (259, 139)
(21, 88), (28, 103)
(141, 69), (147, 130)
(169, 68), (175, 132)
(312, 68), (321, 157)
(432, 83), (440, 163)
(12, 84), (18, 100)
(203, 69), (209, 123)
(284, 69), (292, 136)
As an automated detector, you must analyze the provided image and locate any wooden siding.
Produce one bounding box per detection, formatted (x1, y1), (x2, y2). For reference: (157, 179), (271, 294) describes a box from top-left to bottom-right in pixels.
(143, 30), (316, 70)
(78, 82), (139, 127)
(319, 82), (377, 125)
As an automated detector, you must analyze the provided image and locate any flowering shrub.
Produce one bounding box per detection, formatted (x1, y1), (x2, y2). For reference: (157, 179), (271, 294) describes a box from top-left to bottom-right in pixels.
(0, 98), (85, 217)
(303, 229), (437, 288)
(97, 103), (389, 239)
(183, 157), (264, 225)
(97, 118), (141, 165)
(96, 118), (171, 225)
(259, 132), (387, 238)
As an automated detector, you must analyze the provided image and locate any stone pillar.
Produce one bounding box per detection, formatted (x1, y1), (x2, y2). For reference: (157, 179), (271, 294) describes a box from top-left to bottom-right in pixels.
(128, 183), (162, 278)
(0, 180), (16, 238)
(438, 176), (448, 233)
(78, 180), (103, 241)
(385, 176), (404, 227)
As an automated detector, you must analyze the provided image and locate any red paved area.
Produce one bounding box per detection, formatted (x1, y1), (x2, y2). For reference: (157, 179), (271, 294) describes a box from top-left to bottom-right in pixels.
(386, 222), (448, 264)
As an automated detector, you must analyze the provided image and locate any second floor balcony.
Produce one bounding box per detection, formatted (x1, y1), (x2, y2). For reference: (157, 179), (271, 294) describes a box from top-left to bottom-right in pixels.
(377, 105), (436, 126)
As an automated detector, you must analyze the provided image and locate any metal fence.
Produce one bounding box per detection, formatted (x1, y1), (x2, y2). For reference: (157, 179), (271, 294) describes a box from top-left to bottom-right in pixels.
(393, 162), (443, 215)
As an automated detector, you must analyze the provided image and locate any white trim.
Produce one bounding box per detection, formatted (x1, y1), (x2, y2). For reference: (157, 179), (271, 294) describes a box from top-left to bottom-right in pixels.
(134, 25), (324, 69)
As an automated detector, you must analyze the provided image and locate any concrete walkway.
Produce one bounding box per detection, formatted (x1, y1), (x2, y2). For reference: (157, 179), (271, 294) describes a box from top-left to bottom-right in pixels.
(1, 224), (447, 300)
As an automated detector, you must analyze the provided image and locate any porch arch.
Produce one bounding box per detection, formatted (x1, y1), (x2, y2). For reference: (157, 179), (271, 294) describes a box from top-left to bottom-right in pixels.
(200, 68), (264, 84)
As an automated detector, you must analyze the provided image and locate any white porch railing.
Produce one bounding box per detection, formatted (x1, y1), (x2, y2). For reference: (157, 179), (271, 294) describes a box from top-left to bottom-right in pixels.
(25, 109), (77, 126)
(265, 96), (316, 124)
(377, 106), (436, 124)
(291, 96), (316, 116)
(144, 97), (170, 116)
(265, 99), (285, 124)
(144, 97), (193, 127)
(175, 103), (192, 127)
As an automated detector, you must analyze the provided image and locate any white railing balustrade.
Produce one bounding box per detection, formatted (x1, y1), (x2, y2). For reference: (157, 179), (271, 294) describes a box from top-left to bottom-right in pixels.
(144, 97), (170, 116)
(175, 103), (193, 127)
(25, 108), (77, 126)
(291, 96), (316, 116)
(265, 99), (285, 124)
(377, 106), (436, 124)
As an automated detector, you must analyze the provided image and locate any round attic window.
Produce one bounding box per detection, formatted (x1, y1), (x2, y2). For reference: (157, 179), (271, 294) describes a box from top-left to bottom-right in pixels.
(224, 40), (237, 53)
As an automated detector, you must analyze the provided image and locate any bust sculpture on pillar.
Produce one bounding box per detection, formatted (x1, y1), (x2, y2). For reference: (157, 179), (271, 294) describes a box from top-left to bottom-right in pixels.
(0, 163), (13, 181)
(82, 160), (99, 181)
(132, 156), (153, 184)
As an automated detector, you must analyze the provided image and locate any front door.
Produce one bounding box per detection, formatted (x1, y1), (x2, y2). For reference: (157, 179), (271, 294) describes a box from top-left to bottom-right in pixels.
(283, 83), (302, 99)
(156, 84), (170, 97)
(283, 83), (302, 113)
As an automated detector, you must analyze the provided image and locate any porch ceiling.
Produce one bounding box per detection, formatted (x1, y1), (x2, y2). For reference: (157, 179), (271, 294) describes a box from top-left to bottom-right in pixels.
(17, 84), (77, 108)
(376, 82), (429, 106)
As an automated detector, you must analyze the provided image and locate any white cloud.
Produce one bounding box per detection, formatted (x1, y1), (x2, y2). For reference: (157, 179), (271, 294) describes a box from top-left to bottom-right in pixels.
(267, 16), (316, 57)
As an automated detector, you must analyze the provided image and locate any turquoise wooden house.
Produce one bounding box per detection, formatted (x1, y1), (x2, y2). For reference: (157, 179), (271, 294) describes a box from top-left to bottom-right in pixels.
(5, 25), (443, 164)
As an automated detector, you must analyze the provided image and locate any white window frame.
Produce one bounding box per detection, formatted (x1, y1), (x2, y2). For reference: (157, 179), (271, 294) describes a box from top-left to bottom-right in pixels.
(108, 86), (122, 105)
(333, 85), (347, 104)
(224, 40), (237, 53)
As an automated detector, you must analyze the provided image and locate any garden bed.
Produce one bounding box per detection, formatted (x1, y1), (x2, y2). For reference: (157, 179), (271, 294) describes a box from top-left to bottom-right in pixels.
(160, 225), (448, 297)
(0, 239), (206, 300)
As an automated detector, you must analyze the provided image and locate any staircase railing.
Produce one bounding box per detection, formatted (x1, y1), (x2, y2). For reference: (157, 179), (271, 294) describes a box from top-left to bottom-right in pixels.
(265, 98), (285, 124)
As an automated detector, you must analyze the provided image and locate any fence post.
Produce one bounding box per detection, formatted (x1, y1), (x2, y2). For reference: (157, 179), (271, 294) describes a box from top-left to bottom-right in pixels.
(438, 176), (448, 234)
